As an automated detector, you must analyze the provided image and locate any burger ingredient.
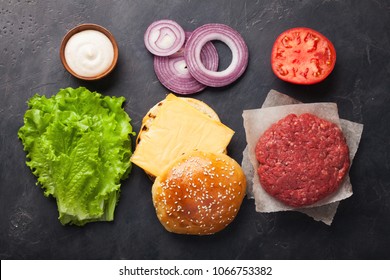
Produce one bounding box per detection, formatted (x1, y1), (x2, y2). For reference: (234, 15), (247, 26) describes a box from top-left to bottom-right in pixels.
(131, 94), (234, 178)
(144, 20), (249, 94)
(184, 23), (249, 87)
(153, 32), (219, 95)
(64, 29), (115, 78)
(255, 113), (350, 207)
(144, 19), (185, 56)
(152, 151), (246, 235)
(18, 87), (134, 225)
(242, 90), (364, 225)
(271, 27), (336, 84)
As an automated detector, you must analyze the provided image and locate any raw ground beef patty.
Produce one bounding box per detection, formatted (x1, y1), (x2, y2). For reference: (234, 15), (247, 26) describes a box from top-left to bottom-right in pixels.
(255, 113), (350, 207)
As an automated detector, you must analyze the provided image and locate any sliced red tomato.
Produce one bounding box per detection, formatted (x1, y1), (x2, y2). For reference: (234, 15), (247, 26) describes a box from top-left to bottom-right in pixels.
(271, 27), (336, 85)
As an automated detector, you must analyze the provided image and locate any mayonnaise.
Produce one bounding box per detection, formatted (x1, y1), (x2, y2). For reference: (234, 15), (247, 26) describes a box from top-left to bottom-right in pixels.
(64, 29), (114, 78)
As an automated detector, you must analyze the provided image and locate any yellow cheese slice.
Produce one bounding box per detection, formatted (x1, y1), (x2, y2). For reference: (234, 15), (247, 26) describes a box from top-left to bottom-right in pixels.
(131, 94), (235, 177)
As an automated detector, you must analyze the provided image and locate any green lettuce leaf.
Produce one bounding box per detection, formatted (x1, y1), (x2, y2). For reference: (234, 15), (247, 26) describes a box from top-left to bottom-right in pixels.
(18, 87), (134, 226)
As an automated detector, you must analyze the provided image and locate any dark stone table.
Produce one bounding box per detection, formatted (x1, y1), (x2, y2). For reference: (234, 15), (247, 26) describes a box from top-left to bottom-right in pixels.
(1, 0), (389, 259)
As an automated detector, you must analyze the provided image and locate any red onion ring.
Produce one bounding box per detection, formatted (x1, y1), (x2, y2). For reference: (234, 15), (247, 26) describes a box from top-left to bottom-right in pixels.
(154, 32), (219, 95)
(184, 23), (249, 87)
(144, 20), (185, 56)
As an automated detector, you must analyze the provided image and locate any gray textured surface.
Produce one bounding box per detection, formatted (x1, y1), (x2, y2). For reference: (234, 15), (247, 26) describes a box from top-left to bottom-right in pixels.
(1, 0), (390, 259)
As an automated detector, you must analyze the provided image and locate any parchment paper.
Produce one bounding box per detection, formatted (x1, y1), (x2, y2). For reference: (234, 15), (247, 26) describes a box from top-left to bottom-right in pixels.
(242, 90), (364, 225)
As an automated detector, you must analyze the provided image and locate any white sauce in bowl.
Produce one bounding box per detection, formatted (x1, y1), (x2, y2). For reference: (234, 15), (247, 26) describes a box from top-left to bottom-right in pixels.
(64, 30), (114, 78)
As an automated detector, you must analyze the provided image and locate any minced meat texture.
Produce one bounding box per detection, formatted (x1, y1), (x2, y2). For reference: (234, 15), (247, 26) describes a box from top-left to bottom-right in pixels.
(255, 113), (350, 207)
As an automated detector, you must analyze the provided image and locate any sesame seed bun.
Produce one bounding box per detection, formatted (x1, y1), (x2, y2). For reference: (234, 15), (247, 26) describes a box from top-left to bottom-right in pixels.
(152, 151), (246, 235)
(136, 96), (225, 181)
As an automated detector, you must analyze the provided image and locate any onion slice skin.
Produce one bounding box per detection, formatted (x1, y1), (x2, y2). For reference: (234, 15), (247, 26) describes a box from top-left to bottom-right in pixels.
(154, 32), (219, 95)
(144, 20), (185, 56)
(184, 23), (249, 87)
